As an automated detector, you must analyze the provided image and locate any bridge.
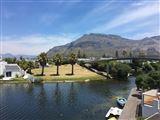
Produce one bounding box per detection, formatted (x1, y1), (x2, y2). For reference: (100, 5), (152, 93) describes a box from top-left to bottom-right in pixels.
(78, 56), (160, 63)
(98, 57), (160, 62)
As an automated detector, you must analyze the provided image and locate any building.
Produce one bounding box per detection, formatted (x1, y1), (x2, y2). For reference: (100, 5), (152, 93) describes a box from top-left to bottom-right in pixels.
(0, 61), (7, 75)
(142, 89), (160, 119)
(0, 61), (24, 80)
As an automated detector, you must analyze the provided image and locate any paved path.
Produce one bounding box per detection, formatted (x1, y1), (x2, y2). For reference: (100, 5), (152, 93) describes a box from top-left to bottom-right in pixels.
(119, 88), (141, 120)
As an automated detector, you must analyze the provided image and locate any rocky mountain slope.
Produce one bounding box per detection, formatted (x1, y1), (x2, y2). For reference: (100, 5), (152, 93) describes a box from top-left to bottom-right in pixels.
(47, 33), (160, 58)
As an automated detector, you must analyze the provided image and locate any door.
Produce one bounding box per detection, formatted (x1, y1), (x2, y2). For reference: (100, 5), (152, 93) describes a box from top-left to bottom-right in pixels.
(6, 71), (12, 77)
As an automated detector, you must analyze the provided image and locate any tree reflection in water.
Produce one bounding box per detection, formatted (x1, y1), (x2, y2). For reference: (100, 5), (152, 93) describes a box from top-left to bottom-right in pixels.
(37, 84), (47, 109)
(68, 83), (77, 106)
(54, 83), (62, 105)
(26, 84), (34, 95)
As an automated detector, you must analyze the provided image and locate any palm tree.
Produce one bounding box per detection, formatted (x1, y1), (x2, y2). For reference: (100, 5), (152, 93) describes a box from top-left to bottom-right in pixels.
(37, 52), (48, 76)
(115, 50), (119, 58)
(68, 53), (77, 75)
(27, 61), (34, 74)
(53, 53), (62, 75)
(122, 50), (127, 58)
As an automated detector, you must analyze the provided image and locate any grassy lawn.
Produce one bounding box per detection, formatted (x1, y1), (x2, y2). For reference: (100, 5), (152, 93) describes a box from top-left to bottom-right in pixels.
(0, 77), (28, 84)
(32, 64), (106, 81)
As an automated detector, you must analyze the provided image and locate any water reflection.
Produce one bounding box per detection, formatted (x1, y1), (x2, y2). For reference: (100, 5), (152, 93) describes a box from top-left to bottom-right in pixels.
(37, 84), (47, 109)
(54, 83), (62, 105)
(0, 78), (135, 120)
(68, 83), (77, 106)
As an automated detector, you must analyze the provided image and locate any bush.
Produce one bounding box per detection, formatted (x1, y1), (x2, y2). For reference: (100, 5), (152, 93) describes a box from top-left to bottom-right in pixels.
(136, 67), (143, 75)
(15, 74), (19, 78)
(0, 75), (4, 79)
(112, 63), (131, 80)
(61, 58), (69, 65)
(78, 61), (85, 67)
(136, 75), (144, 90)
(136, 71), (160, 90)
(150, 62), (160, 71)
(142, 63), (154, 73)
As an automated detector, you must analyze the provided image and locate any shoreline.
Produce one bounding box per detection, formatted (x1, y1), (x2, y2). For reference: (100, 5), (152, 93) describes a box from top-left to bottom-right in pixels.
(0, 77), (108, 84)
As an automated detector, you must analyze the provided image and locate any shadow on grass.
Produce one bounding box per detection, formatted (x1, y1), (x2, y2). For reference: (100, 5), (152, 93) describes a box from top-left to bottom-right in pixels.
(34, 74), (46, 76)
(50, 74), (60, 76)
(65, 73), (74, 76)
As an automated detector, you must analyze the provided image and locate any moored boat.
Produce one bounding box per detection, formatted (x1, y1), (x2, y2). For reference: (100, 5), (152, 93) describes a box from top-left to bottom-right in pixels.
(116, 97), (127, 107)
(105, 107), (122, 120)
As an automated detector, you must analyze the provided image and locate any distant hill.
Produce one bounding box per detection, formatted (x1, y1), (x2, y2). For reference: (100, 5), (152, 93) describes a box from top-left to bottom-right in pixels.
(0, 53), (36, 59)
(47, 33), (160, 58)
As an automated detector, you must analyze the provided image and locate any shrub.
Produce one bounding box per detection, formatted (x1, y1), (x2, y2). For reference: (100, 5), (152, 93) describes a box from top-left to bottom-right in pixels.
(136, 75), (144, 90)
(15, 74), (19, 78)
(0, 75), (4, 79)
(136, 71), (160, 90)
(142, 63), (154, 73)
(113, 63), (131, 80)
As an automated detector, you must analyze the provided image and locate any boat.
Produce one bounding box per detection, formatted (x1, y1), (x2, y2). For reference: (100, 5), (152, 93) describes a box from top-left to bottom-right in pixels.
(105, 107), (122, 119)
(108, 117), (117, 120)
(116, 97), (127, 107)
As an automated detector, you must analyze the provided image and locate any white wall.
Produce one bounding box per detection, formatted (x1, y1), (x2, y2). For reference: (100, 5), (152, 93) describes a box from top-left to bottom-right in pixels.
(142, 100), (159, 118)
(0, 61), (7, 75)
(4, 70), (23, 78)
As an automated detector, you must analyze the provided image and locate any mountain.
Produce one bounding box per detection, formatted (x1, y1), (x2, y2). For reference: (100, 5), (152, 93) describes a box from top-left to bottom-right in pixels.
(47, 33), (160, 58)
(0, 53), (36, 59)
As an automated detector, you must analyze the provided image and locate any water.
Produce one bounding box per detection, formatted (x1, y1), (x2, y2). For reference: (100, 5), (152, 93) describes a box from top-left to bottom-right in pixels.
(0, 77), (135, 120)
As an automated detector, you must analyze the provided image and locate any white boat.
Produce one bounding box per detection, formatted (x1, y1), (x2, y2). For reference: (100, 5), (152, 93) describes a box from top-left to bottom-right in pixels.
(105, 107), (122, 119)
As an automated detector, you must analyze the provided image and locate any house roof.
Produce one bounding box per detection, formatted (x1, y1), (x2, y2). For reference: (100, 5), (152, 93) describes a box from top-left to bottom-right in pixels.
(143, 89), (158, 97)
(143, 89), (160, 105)
(5, 64), (21, 71)
(148, 113), (160, 120)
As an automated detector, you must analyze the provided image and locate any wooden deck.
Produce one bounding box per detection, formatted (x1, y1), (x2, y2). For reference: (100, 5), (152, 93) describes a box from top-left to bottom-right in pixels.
(118, 88), (141, 120)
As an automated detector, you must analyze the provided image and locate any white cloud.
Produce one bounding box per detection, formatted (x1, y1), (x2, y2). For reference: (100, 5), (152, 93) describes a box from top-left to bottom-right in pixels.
(91, 1), (160, 32)
(120, 19), (159, 34)
(80, 0), (114, 23)
(2, 34), (79, 55)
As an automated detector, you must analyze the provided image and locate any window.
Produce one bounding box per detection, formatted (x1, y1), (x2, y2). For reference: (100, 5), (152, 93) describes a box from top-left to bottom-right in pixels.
(6, 72), (12, 77)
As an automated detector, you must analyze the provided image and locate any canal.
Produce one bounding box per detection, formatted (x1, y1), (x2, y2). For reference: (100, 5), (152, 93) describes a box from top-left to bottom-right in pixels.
(0, 77), (135, 120)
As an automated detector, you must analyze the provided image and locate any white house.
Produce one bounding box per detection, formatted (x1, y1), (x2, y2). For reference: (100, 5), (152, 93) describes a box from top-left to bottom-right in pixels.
(0, 61), (24, 80)
(0, 61), (7, 75)
(142, 89), (160, 119)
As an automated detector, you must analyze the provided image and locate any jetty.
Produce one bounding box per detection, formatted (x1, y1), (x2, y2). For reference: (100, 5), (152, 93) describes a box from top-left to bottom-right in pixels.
(119, 88), (141, 120)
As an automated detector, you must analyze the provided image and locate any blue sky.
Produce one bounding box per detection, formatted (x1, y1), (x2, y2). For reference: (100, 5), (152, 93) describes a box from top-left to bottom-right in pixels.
(1, 0), (160, 55)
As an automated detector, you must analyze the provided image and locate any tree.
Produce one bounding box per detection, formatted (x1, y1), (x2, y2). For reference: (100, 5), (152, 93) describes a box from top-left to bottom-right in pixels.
(53, 53), (62, 75)
(68, 53), (77, 75)
(27, 61), (34, 74)
(37, 52), (48, 76)
(142, 63), (153, 73)
(13, 57), (17, 63)
(122, 50), (127, 57)
(139, 51), (145, 58)
(136, 75), (144, 90)
(18, 59), (28, 71)
(102, 54), (106, 58)
(20, 56), (24, 61)
(77, 50), (81, 58)
(115, 50), (119, 58)
(136, 71), (160, 90)
(115, 63), (131, 80)
(82, 53), (86, 58)
(4, 58), (17, 64)
(129, 51), (132, 57)
(150, 62), (160, 71)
